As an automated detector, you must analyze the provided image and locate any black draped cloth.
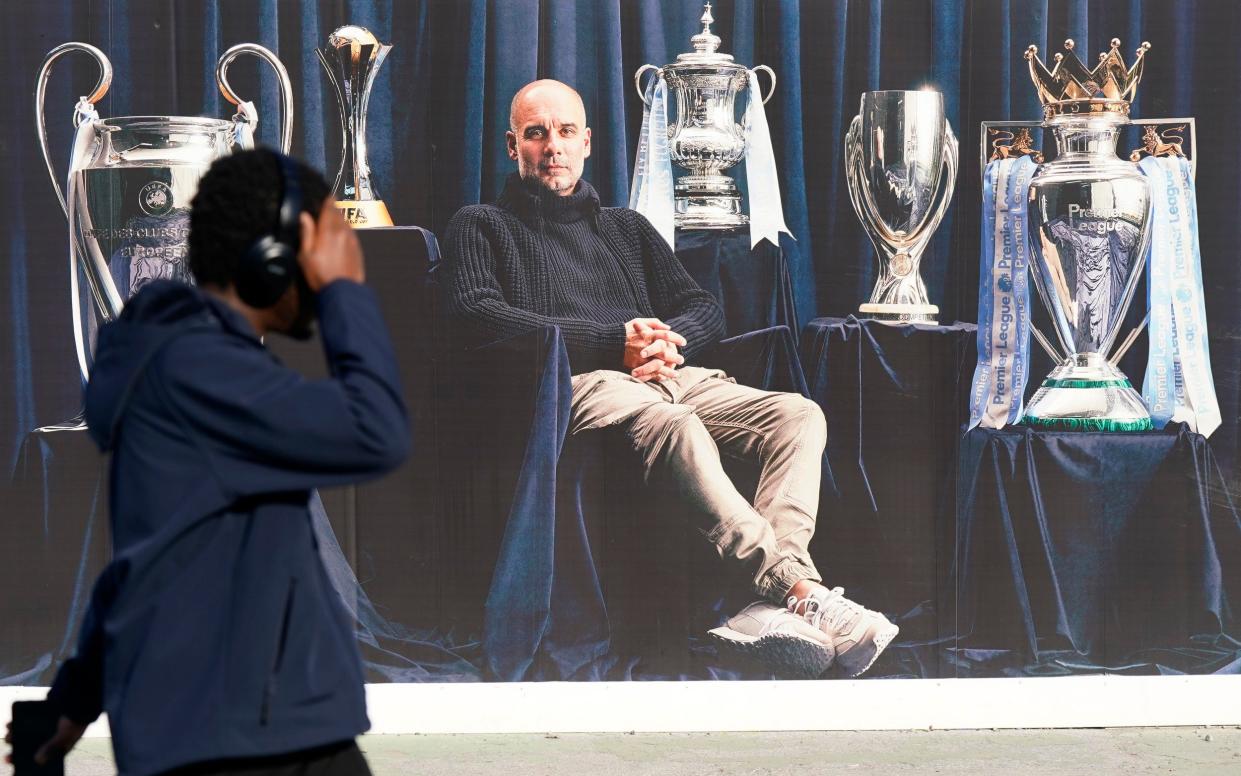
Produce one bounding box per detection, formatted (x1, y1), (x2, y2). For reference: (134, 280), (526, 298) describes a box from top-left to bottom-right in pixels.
(675, 230), (801, 340)
(945, 424), (1241, 677)
(800, 316), (976, 636)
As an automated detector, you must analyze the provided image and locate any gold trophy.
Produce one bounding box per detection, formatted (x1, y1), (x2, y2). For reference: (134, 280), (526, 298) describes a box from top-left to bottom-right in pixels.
(317, 26), (393, 227)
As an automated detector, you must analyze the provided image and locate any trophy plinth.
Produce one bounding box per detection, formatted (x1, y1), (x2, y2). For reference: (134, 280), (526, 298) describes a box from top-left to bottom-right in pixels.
(1024, 353), (1151, 431)
(318, 26), (394, 229)
(674, 174), (745, 230)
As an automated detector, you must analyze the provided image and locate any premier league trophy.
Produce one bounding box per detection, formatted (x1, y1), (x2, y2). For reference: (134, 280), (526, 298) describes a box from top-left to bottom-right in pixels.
(845, 90), (958, 324)
(36, 42), (293, 402)
(1020, 39), (1156, 430)
(318, 26), (393, 228)
(633, 3), (775, 229)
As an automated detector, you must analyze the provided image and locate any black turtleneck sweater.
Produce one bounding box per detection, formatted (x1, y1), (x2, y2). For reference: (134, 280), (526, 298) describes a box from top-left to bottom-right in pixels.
(443, 174), (725, 373)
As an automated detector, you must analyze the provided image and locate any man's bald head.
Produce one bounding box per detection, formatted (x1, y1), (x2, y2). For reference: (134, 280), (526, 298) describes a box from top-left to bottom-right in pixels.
(509, 80), (586, 132)
(506, 79), (592, 196)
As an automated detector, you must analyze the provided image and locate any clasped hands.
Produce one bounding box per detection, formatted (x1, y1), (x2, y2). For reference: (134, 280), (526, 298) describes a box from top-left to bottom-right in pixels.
(623, 318), (687, 382)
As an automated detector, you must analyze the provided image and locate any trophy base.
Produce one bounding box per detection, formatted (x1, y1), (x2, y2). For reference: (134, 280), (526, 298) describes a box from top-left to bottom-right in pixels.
(1023, 354), (1152, 432)
(858, 302), (939, 325)
(35, 411), (88, 433)
(335, 200), (394, 229)
(675, 175), (747, 231)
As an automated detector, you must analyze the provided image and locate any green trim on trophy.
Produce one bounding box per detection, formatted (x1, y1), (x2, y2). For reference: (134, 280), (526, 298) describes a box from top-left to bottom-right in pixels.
(1023, 415), (1154, 432)
(1040, 378), (1133, 389)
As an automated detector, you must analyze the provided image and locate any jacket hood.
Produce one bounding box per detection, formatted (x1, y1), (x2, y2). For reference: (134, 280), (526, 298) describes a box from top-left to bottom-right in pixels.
(83, 280), (253, 450)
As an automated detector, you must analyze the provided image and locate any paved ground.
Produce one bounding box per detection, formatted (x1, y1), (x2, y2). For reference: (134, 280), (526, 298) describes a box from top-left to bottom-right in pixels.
(8, 728), (1241, 775)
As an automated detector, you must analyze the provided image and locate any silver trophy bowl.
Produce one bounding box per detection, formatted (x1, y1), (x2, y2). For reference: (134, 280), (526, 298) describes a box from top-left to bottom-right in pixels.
(846, 90), (958, 324)
(35, 42), (293, 411)
(1023, 111), (1153, 430)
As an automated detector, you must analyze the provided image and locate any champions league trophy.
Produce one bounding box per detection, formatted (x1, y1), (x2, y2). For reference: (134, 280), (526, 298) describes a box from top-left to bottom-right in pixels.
(633, 3), (775, 229)
(318, 26), (393, 228)
(36, 42), (293, 404)
(845, 90), (958, 324)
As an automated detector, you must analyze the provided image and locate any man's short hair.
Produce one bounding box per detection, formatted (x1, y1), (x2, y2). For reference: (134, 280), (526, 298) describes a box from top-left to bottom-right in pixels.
(189, 149), (331, 288)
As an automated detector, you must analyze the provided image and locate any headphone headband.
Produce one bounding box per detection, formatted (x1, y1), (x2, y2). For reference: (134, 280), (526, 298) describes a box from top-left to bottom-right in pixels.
(236, 151), (304, 308)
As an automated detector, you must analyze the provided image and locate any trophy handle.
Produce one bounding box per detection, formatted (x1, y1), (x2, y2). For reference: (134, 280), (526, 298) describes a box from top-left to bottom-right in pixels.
(920, 120), (959, 244)
(634, 65), (660, 106)
(316, 49), (349, 197)
(216, 43), (295, 153)
(35, 42), (111, 217)
(752, 65), (777, 105)
(845, 114), (899, 246)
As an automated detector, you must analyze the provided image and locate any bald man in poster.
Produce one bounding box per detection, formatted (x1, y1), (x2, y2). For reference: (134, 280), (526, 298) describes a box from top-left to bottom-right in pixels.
(443, 80), (897, 678)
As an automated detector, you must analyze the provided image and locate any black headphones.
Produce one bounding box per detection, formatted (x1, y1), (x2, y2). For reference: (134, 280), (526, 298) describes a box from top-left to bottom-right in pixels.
(236, 151), (304, 308)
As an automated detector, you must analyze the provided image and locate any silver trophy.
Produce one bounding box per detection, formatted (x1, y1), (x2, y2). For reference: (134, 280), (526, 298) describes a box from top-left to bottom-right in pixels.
(634, 3), (774, 229)
(845, 90), (958, 324)
(1019, 39), (1156, 431)
(36, 42), (293, 400)
(317, 26), (393, 228)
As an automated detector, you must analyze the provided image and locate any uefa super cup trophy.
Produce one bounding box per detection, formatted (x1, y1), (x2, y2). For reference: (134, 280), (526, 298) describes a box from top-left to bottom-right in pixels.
(36, 42), (293, 400)
(845, 90), (958, 324)
(634, 3), (775, 229)
(318, 26), (393, 228)
(1020, 39), (1155, 430)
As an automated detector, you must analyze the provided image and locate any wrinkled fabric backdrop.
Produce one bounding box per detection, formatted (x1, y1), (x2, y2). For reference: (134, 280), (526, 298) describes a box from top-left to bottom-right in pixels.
(2, 0), (1238, 490)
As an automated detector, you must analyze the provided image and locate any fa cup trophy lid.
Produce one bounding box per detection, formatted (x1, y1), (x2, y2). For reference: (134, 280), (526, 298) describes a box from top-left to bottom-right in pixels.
(1025, 38), (1151, 119)
(662, 2), (747, 75)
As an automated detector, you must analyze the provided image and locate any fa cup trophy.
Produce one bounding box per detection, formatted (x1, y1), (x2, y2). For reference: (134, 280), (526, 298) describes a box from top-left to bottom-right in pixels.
(36, 41), (293, 396)
(845, 90), (958, 324)
(318, 26), (393, 228)
(633, 3), (775, 229)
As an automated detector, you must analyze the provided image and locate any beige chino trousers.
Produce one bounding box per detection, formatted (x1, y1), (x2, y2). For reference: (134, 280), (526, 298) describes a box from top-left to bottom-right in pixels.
(570, 366), (825, 604)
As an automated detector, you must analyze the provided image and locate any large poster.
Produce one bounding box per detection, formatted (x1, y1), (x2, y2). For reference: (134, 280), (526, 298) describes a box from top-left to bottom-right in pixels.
(3, 0), (1240, 694)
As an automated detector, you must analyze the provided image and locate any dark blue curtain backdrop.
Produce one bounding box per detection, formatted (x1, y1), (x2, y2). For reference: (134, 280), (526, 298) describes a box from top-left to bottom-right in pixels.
(2, 0), (1238, 489)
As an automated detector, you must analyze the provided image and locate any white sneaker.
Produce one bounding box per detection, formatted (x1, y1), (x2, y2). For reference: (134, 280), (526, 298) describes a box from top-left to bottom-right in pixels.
(709, 601), (836, 678)
(788, 587), (898, 678)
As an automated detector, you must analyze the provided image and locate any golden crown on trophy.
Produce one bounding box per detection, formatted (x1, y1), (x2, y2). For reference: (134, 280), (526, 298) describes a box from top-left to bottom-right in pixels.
(1024, 38), (1151, 118)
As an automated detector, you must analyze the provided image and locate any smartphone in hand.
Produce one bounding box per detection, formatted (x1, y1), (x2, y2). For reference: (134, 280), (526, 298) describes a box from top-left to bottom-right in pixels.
(9, 701), (64, 776)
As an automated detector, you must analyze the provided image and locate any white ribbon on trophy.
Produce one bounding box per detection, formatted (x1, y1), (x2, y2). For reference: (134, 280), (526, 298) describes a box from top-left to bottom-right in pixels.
(968, 156), (1036, 430)
(629, 77), (675, 248)
(630, 72), (791, 250)
(742, 69), (792, 250)
(66, 98), (103, 385)
(1139, 155), (1221, 438)
(230, 99), (259, 148)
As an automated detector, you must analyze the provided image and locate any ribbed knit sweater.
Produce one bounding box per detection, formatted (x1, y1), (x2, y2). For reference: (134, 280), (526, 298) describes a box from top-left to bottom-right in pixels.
(443, 174), (726, 373)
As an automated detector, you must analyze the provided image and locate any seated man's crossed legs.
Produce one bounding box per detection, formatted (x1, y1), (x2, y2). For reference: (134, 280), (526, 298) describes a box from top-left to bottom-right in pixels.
(570, 366), (898, 678)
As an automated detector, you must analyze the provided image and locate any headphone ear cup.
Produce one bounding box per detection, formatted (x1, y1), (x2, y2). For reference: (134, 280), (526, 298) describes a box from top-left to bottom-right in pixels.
(234, 152), (304, 309)
(236, 236), (296, 308)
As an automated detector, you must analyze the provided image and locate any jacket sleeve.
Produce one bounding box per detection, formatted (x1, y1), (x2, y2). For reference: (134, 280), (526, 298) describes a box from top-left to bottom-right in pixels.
(156, 280), (411, 496)
(46, 563), (125, 725)
(443, 206), (628, 367)
(627, 212), (727, 362)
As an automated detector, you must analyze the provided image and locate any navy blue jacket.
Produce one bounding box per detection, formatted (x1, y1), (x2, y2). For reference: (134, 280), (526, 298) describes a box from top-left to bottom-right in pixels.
(48, 279), (410, 776)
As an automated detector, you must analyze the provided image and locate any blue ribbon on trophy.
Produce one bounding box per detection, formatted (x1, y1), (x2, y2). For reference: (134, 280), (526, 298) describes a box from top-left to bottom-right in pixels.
(628, 76), (675, 248)
(1138, 155), (1221, 437)
(741, 69), (791, 249)
(968, 156), (1036, 430)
